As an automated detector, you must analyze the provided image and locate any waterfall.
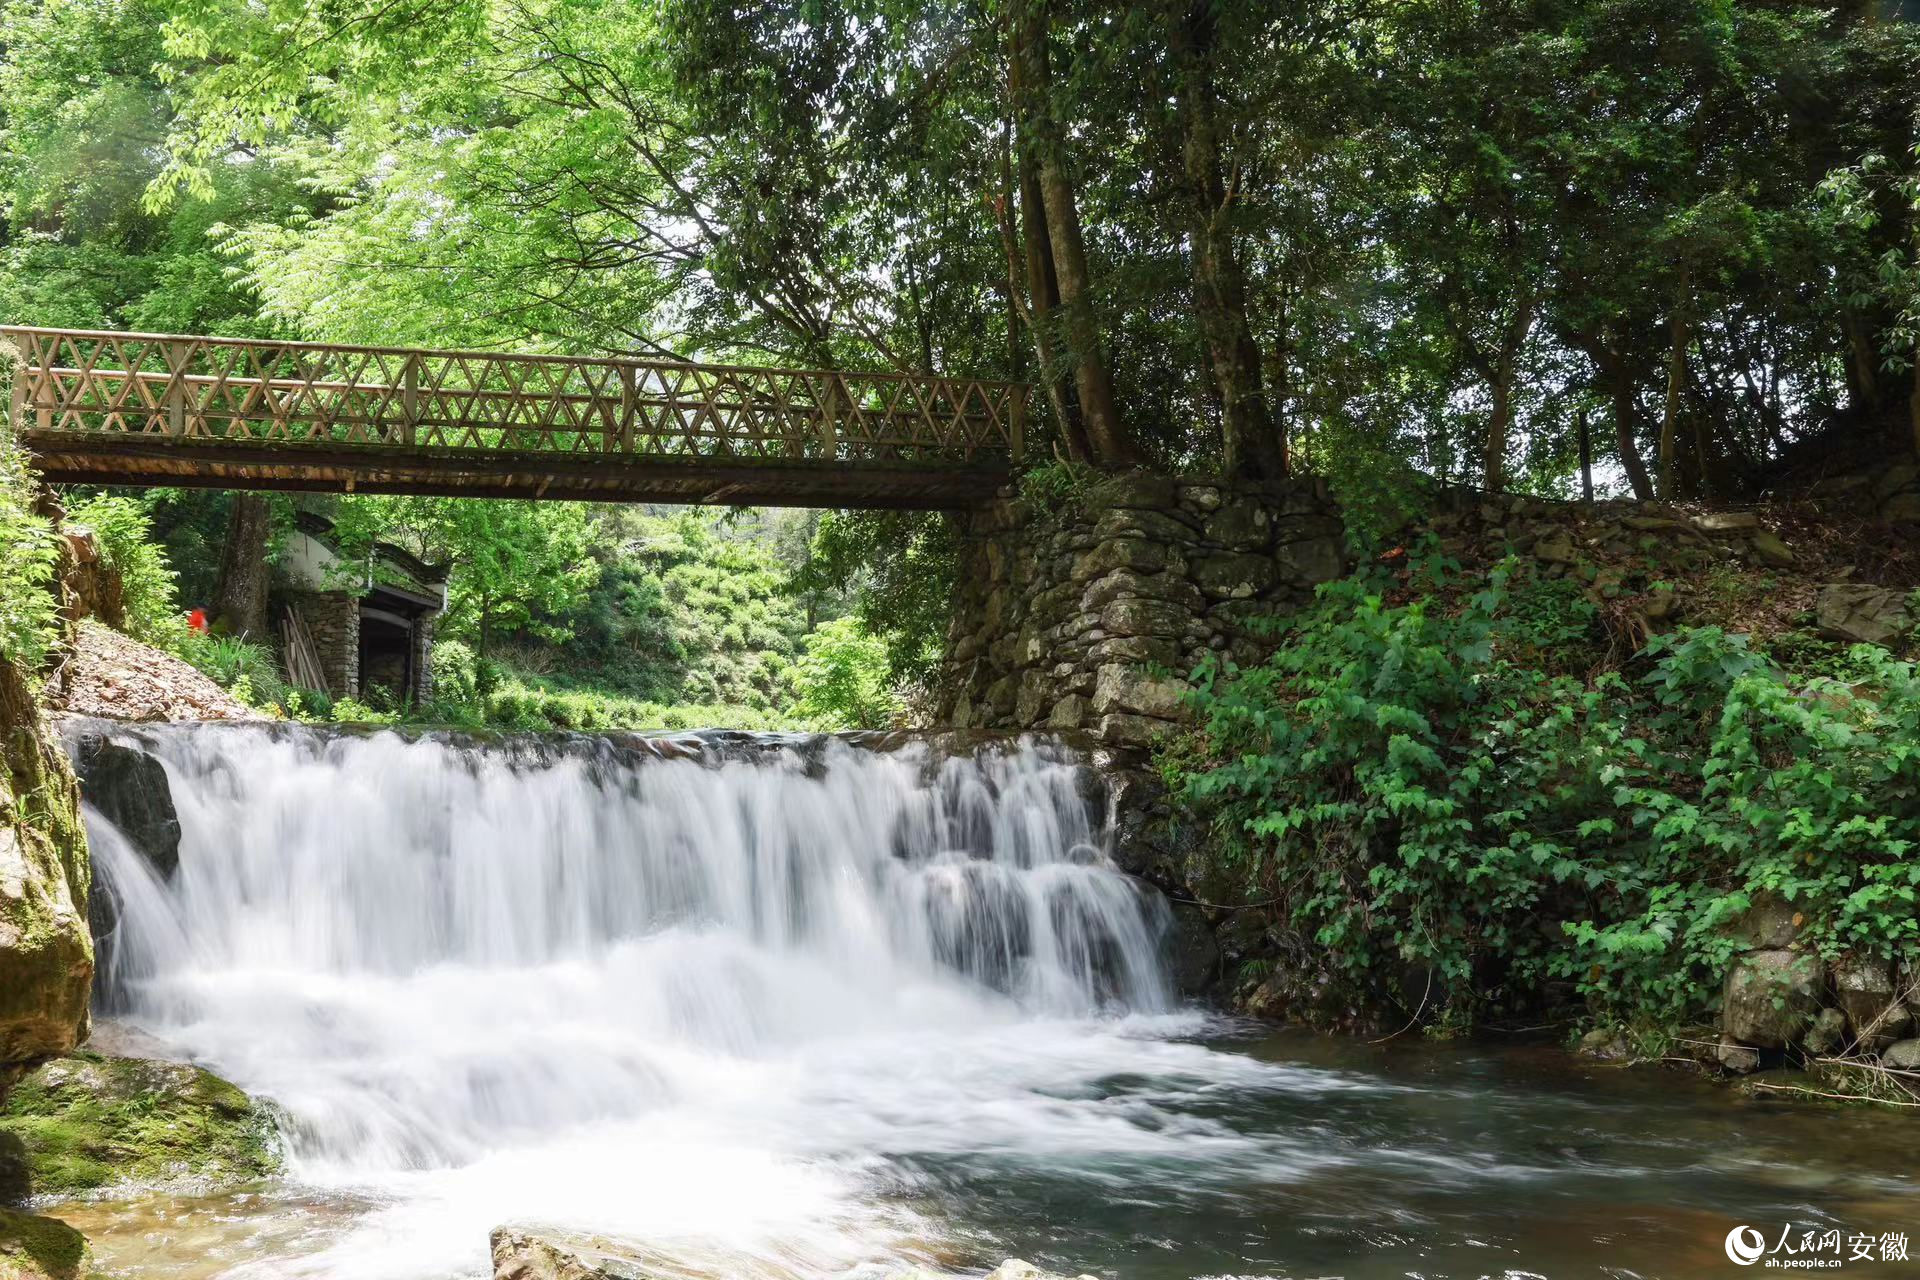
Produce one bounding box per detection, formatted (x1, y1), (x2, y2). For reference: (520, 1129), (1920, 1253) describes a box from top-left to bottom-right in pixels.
(72, 723), (1184, 1278)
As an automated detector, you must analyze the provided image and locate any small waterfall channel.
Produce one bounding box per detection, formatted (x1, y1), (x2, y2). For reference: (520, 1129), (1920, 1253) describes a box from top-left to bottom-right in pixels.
(66, 722), (1186, 1278)
(49, 721), (1920, 1280)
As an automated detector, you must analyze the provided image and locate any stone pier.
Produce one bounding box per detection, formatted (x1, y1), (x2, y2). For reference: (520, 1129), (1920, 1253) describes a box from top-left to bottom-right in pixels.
(936, 471), (1348, 754)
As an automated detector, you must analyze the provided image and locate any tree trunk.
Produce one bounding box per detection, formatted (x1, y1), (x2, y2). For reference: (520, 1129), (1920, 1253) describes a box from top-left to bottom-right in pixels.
(1480, 295), (1537, 494)
(1911, 346), (1920, 457)
(211, 493), (272, 640)
(1572, 327), (1655, 500)
(1010, 0), (1140, 466)
(1576, 404), (1594, 503)
(1657, 308), (1689, 500)
(1842, 308), (1880, 415)
(1005, 39), (1090, 461)
(1171, 3), (1284, 484)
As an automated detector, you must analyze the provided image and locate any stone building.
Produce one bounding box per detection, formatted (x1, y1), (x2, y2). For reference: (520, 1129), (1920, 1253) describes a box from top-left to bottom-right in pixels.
(275, 512), (448, 704)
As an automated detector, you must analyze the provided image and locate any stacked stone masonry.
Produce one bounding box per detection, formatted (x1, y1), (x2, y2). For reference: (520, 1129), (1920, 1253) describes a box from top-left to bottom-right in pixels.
(937, 472), (1347, 753)
(282, 591), (360, 700)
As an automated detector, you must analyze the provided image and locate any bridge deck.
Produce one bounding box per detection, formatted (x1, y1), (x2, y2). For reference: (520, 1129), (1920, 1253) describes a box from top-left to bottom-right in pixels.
(2, 328), (1025, 508)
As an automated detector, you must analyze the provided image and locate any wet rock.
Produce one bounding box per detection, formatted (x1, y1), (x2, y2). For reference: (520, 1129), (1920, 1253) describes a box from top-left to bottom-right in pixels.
(1815, 584), (1912, 648)
(1243, 971), (1290, 1021)
(1881, 1039), (1920, 1071)
(0, 659), (91, 1092)
(1722, 950), (1823, 1049)
(983, 1262), (1100, 1280)
(70, 736), (180, 879)
(1715, 1035), (1761, 1075)
(1577, 1028), (1632, 1061)
(1833, 956), (1912, 1050)
(0, 1209), (89, 1280)
(0, 1052), (280, 1201)
(489, 1229), (651, 1280)
(1163, 905), (1221, 999)
(1802, 1007), (1847, 1056)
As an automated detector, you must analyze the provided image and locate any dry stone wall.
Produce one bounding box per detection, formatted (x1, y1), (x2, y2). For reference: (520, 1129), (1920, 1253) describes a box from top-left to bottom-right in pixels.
(936, 472), (1348, 754)
(283, 591), (359, 699)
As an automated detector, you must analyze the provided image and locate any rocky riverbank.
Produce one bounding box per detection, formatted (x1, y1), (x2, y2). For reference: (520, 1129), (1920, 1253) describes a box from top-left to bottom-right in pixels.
(48, 623), (258, 725)
(0, 1049), (281, 1203)
(489, 1229), (1096, 1280)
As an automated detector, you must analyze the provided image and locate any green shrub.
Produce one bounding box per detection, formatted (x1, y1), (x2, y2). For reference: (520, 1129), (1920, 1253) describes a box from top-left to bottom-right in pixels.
(431, 638), (479, 703)
(64, 494), (186, 647)
(176, 631), (298, 713)
(1174, 562), (1920, 1033)
(0, 433), (61, 670)
(794, 616), (899, 729)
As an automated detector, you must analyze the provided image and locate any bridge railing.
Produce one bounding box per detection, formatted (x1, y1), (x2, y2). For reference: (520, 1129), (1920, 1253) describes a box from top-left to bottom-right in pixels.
(1, 328), (1027, 466)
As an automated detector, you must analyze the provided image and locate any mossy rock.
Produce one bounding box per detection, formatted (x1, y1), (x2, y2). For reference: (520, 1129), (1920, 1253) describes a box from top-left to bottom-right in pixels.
(0, 1208), (88, 1280)
(0, 1052), (279, 1201)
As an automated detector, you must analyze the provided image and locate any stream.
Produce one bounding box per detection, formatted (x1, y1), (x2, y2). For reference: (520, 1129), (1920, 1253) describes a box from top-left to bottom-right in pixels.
(58, 724), (1920, 1280)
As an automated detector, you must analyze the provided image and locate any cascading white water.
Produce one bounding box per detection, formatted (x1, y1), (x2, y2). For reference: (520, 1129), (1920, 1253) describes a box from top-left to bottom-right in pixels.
(77, 723), (1198, 1279)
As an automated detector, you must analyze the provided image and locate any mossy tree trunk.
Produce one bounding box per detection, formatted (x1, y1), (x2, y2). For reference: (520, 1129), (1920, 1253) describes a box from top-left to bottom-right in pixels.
(211, 494), (272, 640)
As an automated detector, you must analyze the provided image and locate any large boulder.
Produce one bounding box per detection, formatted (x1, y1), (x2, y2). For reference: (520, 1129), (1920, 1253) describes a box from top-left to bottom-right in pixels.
(69, 736), (179, 880)
(1815, 584), (1912, 648)
(982, 1263), (1100, 1280)
(1714, 1035), (1761, 1075)
(0, 660), (91, 1091)
(1090, 664), (1189, 721)
(0, 1209), (89, 1280)
(1802, 1007), (1847, 1057)
(1732, 894), (1802, 949)
(489, 1229), (652, 1280)
(0, 1052), (280, 1201)
(1833, 955), (1912, 1050)
(1721, 950), (1823, 1049)
(1882, 1039), (1920, 1071)
(1162, 904), (1221, 999)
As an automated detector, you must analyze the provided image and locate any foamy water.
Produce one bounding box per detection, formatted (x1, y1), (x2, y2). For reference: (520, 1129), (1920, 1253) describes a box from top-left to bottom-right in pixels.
(67, 723), (1920, 1280)
(78, 725), (1211, 1278)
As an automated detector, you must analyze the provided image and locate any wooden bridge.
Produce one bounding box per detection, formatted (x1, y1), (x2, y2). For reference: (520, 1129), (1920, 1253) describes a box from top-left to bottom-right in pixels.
(1, 327), (1027, 508)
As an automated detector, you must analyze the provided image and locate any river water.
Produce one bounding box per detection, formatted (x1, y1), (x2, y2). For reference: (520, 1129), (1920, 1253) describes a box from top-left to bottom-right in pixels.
(61, 724), (1920, 1280)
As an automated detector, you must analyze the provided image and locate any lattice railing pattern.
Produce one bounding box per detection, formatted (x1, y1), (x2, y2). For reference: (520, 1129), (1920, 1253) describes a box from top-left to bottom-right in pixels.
(1, 328), (1026, 465)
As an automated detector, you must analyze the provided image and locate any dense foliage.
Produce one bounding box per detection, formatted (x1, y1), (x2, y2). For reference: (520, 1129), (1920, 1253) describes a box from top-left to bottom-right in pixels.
(6, 0), (1918, 672)
(1177, 558), (1920, 1035)
(0, 355), (60, 670)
